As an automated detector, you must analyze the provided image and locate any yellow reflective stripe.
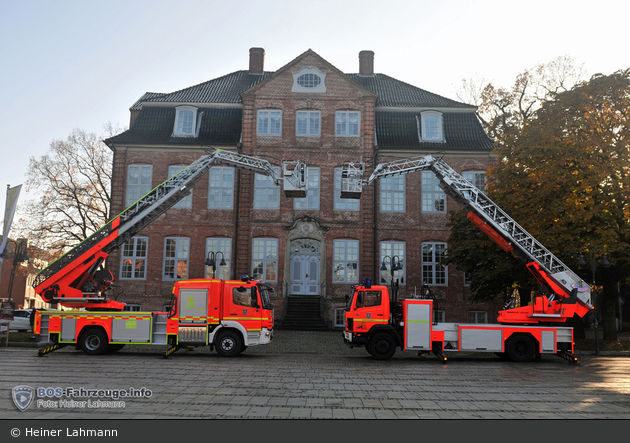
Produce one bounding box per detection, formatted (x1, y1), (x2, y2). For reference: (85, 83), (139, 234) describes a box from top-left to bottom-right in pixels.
(355, 318), (388, 322)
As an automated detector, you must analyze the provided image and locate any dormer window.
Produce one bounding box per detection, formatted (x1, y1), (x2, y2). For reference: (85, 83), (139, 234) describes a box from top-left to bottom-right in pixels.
(173, 106), (198, 137)
(292, 67), (326, 93)
(420, 111), (444, 142)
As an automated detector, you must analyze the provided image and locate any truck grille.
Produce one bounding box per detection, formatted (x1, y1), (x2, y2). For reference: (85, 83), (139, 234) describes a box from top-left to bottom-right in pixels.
(346, 318), (353, 331)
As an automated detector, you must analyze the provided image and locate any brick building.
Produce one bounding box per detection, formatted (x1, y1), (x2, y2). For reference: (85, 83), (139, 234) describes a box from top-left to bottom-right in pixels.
(105, 48), (501, 328)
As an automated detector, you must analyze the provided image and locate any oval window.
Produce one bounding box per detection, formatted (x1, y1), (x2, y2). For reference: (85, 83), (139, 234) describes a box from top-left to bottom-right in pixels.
(297, 73), (321, 88)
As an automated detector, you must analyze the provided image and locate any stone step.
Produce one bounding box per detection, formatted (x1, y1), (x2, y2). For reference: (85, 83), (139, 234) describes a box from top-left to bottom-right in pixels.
(277, 295), (327, 331)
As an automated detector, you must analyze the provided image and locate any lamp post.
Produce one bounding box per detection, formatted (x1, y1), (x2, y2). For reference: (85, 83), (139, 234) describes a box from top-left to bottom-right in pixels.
(380, 255), (403, 300)
(577, 246), (609, 356)
(205, 251), (226, 279)
(0, 239), (30, 302)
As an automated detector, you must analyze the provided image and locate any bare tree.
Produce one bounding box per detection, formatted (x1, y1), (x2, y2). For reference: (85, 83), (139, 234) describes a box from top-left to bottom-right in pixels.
(455, 55), (588, 144)
(20, 124), (124, 257)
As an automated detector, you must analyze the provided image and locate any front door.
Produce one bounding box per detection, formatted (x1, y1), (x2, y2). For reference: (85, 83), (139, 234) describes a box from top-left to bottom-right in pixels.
(289, 239), (320, 295)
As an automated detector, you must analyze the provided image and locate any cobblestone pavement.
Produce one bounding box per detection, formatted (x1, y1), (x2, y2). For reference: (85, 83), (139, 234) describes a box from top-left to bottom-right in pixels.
(1, 330), (629, 419)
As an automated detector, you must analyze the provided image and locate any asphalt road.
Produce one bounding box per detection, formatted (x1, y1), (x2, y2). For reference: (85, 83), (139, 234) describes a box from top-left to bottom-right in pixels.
(1, 330), (629, 420)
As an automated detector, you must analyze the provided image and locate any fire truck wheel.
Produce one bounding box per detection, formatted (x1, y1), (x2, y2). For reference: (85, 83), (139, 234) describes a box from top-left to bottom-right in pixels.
(506, 334), (536, 363)
(79, 329), (109, 356)
(215, 331), (243, 357)
(368, 333), (397, 360)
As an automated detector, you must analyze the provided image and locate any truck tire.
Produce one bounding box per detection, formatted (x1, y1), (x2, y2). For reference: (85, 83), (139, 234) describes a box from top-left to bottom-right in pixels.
(368, 333), (397, 360)
(506, 334), (536, 363)
(215, 331), (243, 357)
(79, 329), (109, 356)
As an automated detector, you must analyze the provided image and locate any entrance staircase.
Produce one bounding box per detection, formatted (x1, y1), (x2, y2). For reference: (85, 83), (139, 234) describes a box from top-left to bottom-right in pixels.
(278, 295), (328, 331)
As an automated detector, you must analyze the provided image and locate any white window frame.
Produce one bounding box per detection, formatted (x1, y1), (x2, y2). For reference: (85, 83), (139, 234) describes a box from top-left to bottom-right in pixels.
(254, 166), (280, 209)
(173, 106), (198, 137)
(433, 310), (445, 323)
(463, 171), (487, 192)
(123, 304), (141, 312)
(169, 165), (192, 208)
(205, 238), (232, 280)
(333, 239), (359, 284)
(257, 110), (282, 135)
(208, 167), (234, 209)
(126, 165), (153, 207)
(335, 111), (360, 137)
(163, 237), (190, 281)
(334, 308), (346, 328)
(380, 175), (405, 212)
(422, 242), (447, 286)
(380, 241), (406, 285)
(296, 111), (321, 136)
(467, 311), (488, 324)
(422, 171), (446, 213)
(252, 238), (278, 282)
(463, 271), (472, 287)
(120, 237), (148, 280)
(294, 167), (320, 210)
(334, 168), (360, 211)
(421, 111), (444, 141)
(292, 67), (326, 93)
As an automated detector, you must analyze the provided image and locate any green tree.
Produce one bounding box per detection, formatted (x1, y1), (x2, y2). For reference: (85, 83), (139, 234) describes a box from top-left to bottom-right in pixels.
(444, 209), (536, 305)
(488, 70), (630, 340)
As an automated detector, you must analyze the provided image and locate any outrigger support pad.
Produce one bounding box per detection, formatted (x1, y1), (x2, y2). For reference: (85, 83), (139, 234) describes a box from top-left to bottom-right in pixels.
(557, 350), (579, 365)
(162, 344), (194, 359)
(432, 348), (448, 364)
(38, 343), (68, 357)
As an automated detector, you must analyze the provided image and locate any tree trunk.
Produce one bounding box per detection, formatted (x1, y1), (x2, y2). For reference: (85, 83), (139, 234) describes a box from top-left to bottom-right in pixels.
(601, 283), (618, 341)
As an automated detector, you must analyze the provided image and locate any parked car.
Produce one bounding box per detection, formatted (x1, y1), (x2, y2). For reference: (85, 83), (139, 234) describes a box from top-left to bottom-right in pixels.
(9, 309), (33, 332)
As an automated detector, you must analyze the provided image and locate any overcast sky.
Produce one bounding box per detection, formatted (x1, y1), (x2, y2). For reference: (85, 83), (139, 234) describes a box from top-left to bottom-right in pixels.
(1, 0), (629, 229)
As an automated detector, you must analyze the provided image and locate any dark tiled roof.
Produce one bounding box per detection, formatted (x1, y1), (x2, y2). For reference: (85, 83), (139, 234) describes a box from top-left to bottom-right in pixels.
(109, 66), (489, 151)
(376, 111), (494, 150)
(130, 92), (166, 110)
(106, 107), (242, 146)
(134, 71), (273, 106)
(348, 74), (475, 108)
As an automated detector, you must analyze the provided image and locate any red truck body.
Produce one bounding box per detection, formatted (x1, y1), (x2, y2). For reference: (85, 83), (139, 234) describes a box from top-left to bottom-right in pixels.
(35, 277), (274, 357)
(343, 283), (576, 363)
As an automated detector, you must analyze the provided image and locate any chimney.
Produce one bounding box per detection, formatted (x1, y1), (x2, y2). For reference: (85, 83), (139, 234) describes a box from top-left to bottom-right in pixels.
(249, 47), (265, 74)
(359, 50), (374, 76)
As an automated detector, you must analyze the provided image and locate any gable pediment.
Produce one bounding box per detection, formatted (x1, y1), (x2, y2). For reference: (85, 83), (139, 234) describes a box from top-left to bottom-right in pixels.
(241, 49), (376, 101)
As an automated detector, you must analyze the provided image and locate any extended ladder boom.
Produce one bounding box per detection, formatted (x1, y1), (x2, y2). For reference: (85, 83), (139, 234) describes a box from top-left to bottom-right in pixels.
(341, 154), (591, 323)
(33, 148), (308, 309)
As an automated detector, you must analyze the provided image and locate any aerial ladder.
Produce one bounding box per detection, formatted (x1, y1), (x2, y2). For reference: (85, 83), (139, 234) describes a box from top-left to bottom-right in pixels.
(340, 153), (592, 324)
(32, 148), (308, 311)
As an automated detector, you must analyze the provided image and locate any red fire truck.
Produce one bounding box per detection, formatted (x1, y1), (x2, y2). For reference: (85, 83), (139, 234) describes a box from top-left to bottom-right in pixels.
(340, 155), (592, 363)
(32, 149), (307, 357)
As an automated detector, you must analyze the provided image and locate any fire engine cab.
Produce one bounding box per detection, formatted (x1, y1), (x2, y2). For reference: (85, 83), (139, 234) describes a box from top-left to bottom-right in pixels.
(340, 154), (592, 363)
(32, 149), (307, 357)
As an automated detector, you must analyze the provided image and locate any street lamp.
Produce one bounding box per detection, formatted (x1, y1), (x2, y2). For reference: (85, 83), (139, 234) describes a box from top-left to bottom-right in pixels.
(380, 255), (403, 301)
(577, 246), (609, 356)
(0, 239), (30, 302)
(205, 251), (226, 279)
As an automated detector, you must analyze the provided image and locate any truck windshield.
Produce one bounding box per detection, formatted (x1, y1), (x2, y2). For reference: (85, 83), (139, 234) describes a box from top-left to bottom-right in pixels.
(257, 285), (273, 310)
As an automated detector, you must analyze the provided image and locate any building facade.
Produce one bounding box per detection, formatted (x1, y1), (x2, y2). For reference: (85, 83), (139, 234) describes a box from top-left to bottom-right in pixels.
(105, 48), (501, 328)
